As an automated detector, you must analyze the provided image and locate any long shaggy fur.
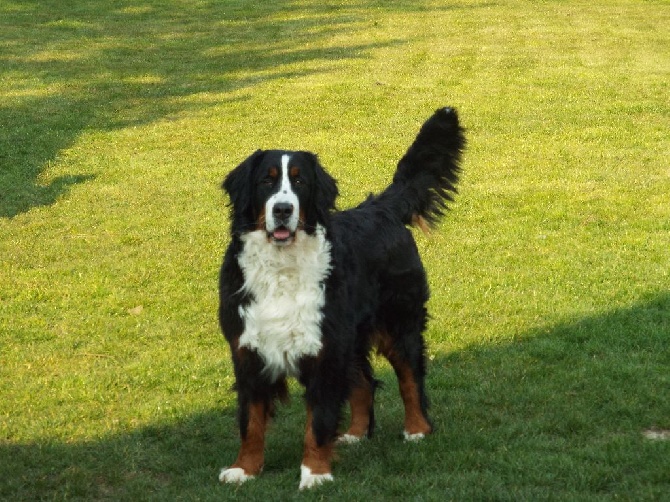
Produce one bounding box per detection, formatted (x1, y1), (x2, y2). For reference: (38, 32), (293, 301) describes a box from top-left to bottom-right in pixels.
(376, 106), (464, 228)
(217, 107), (465, 489)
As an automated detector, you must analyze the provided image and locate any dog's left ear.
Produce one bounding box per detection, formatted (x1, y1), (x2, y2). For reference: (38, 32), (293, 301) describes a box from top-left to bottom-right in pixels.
(223, 150), (264, 233)
(304, 152), (338, 229)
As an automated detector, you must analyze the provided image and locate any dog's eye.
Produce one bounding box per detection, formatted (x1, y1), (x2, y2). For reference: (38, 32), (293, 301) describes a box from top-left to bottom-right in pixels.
(294, 178), (305, 186)
(261, 176), (274, 185)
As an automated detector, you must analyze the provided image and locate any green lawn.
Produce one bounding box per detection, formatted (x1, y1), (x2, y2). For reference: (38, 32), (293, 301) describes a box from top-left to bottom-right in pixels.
(1, 0), (669, 499)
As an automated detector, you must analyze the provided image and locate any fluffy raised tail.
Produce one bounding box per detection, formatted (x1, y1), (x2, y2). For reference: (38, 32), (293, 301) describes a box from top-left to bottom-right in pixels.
(378, 107), (465, 230)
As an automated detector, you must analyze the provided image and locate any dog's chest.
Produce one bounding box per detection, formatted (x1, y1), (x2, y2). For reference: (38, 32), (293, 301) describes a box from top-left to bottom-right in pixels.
(237, 229), (332, 379)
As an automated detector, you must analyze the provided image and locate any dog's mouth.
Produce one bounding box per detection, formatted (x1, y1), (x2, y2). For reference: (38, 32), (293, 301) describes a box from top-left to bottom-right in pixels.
(268, 226), (295, 245)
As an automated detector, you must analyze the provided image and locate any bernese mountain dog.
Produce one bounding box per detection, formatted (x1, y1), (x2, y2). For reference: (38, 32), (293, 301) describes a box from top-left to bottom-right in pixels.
(218, 107), (465, 490)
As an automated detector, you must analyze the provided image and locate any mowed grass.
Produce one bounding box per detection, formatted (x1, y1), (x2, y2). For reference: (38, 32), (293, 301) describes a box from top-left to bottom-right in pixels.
(1, 0), (669, 499)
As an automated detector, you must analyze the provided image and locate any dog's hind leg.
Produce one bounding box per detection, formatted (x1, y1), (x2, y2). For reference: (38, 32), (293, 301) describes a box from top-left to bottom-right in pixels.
(339, 366), (379, 443)
(375, 265), (433, 441)
(377, 326), (433, 440)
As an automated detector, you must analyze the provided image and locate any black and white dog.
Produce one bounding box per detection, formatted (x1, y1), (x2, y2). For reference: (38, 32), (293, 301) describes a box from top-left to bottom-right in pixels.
(218, 107), (465, 489)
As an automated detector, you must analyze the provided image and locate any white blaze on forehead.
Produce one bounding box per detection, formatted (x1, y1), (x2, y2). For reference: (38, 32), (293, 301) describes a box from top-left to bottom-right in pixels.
(279, 154), (291, 194)
(265, 154), (300, 233)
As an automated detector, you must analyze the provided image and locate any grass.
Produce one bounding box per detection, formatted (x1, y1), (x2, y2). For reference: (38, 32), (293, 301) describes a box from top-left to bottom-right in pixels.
(1, 0), (669, 499)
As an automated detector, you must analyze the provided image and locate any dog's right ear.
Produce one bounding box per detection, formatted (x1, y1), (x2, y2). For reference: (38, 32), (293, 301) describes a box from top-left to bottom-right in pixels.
(222, 150), (264, 232)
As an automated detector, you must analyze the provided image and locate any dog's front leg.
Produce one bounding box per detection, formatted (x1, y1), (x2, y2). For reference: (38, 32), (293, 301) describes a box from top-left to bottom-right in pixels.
(299, 406), (335, 490)
(219, 399), (269, 484)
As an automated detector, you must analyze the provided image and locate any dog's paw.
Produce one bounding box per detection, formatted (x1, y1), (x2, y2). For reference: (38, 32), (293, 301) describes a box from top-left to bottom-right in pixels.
(299, 464), (334, 490)
(403, 430), (426, 442)
(219, 467), (254, 484)
(337, 433), (363, 444)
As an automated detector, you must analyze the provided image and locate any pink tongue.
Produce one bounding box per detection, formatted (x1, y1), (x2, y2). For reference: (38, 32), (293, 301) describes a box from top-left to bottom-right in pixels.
(273, 229), (291, 240)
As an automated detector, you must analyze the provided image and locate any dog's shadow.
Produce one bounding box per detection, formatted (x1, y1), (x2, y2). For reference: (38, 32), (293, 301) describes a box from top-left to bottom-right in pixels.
(3, 293), (668, 498)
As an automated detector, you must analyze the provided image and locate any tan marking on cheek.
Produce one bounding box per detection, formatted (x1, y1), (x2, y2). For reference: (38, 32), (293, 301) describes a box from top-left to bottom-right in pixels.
(256, 207), (266, 231)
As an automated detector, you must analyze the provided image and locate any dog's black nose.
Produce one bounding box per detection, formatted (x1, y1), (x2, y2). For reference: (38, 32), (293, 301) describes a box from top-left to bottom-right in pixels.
(272, 202), (294, 220)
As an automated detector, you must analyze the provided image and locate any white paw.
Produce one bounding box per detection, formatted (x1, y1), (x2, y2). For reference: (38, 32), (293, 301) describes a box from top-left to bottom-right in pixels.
(403, 430), (426, 442)
(299, 464), (334, 490)
(219, 467), (254, 484)
(337, 433), (363, 444)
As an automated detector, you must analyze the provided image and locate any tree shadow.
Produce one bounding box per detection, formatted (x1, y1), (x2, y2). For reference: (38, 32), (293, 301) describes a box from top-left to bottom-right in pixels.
(0, 94), (97, 217)
(0, 1), (399, 218)
(418, 292), (670, 498)
(2, 293), (668, 499)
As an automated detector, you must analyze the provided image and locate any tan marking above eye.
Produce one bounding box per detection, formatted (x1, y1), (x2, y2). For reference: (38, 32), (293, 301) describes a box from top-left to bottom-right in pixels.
(268, 166), (279, 178)
(289, 166), (300, 178)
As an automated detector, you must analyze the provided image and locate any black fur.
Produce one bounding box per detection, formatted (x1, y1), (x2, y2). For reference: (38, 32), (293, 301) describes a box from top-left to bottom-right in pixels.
(219, 107), (465, 466)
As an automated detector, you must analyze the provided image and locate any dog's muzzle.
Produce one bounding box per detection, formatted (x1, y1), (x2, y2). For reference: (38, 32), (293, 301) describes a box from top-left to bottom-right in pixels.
(268, 202), (295, 244)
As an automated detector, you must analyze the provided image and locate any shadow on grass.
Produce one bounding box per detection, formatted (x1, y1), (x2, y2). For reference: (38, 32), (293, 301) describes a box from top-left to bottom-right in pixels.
(0, 0), (399, 218)
(2, 293), (669, 499)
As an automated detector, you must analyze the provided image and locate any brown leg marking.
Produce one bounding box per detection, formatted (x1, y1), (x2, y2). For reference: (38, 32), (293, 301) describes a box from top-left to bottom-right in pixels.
(342, 379), (373, 439)
(298, 406), (335, 489)
(395, 363), (432, 436)
(376, 331), (432, 437)
(232, 401), (268, 475)
(302, 407), (334, 475)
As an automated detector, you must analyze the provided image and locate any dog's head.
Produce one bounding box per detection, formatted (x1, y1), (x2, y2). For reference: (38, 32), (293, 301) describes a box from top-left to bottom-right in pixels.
(223, 150), (338, 246)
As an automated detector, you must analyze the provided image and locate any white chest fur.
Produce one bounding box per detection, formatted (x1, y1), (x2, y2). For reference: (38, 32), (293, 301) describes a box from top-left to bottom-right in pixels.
(237, 227), (332, 380)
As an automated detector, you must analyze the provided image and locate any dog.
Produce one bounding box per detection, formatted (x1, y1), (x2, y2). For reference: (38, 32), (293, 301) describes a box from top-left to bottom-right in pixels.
(217, 107), (465, 490)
